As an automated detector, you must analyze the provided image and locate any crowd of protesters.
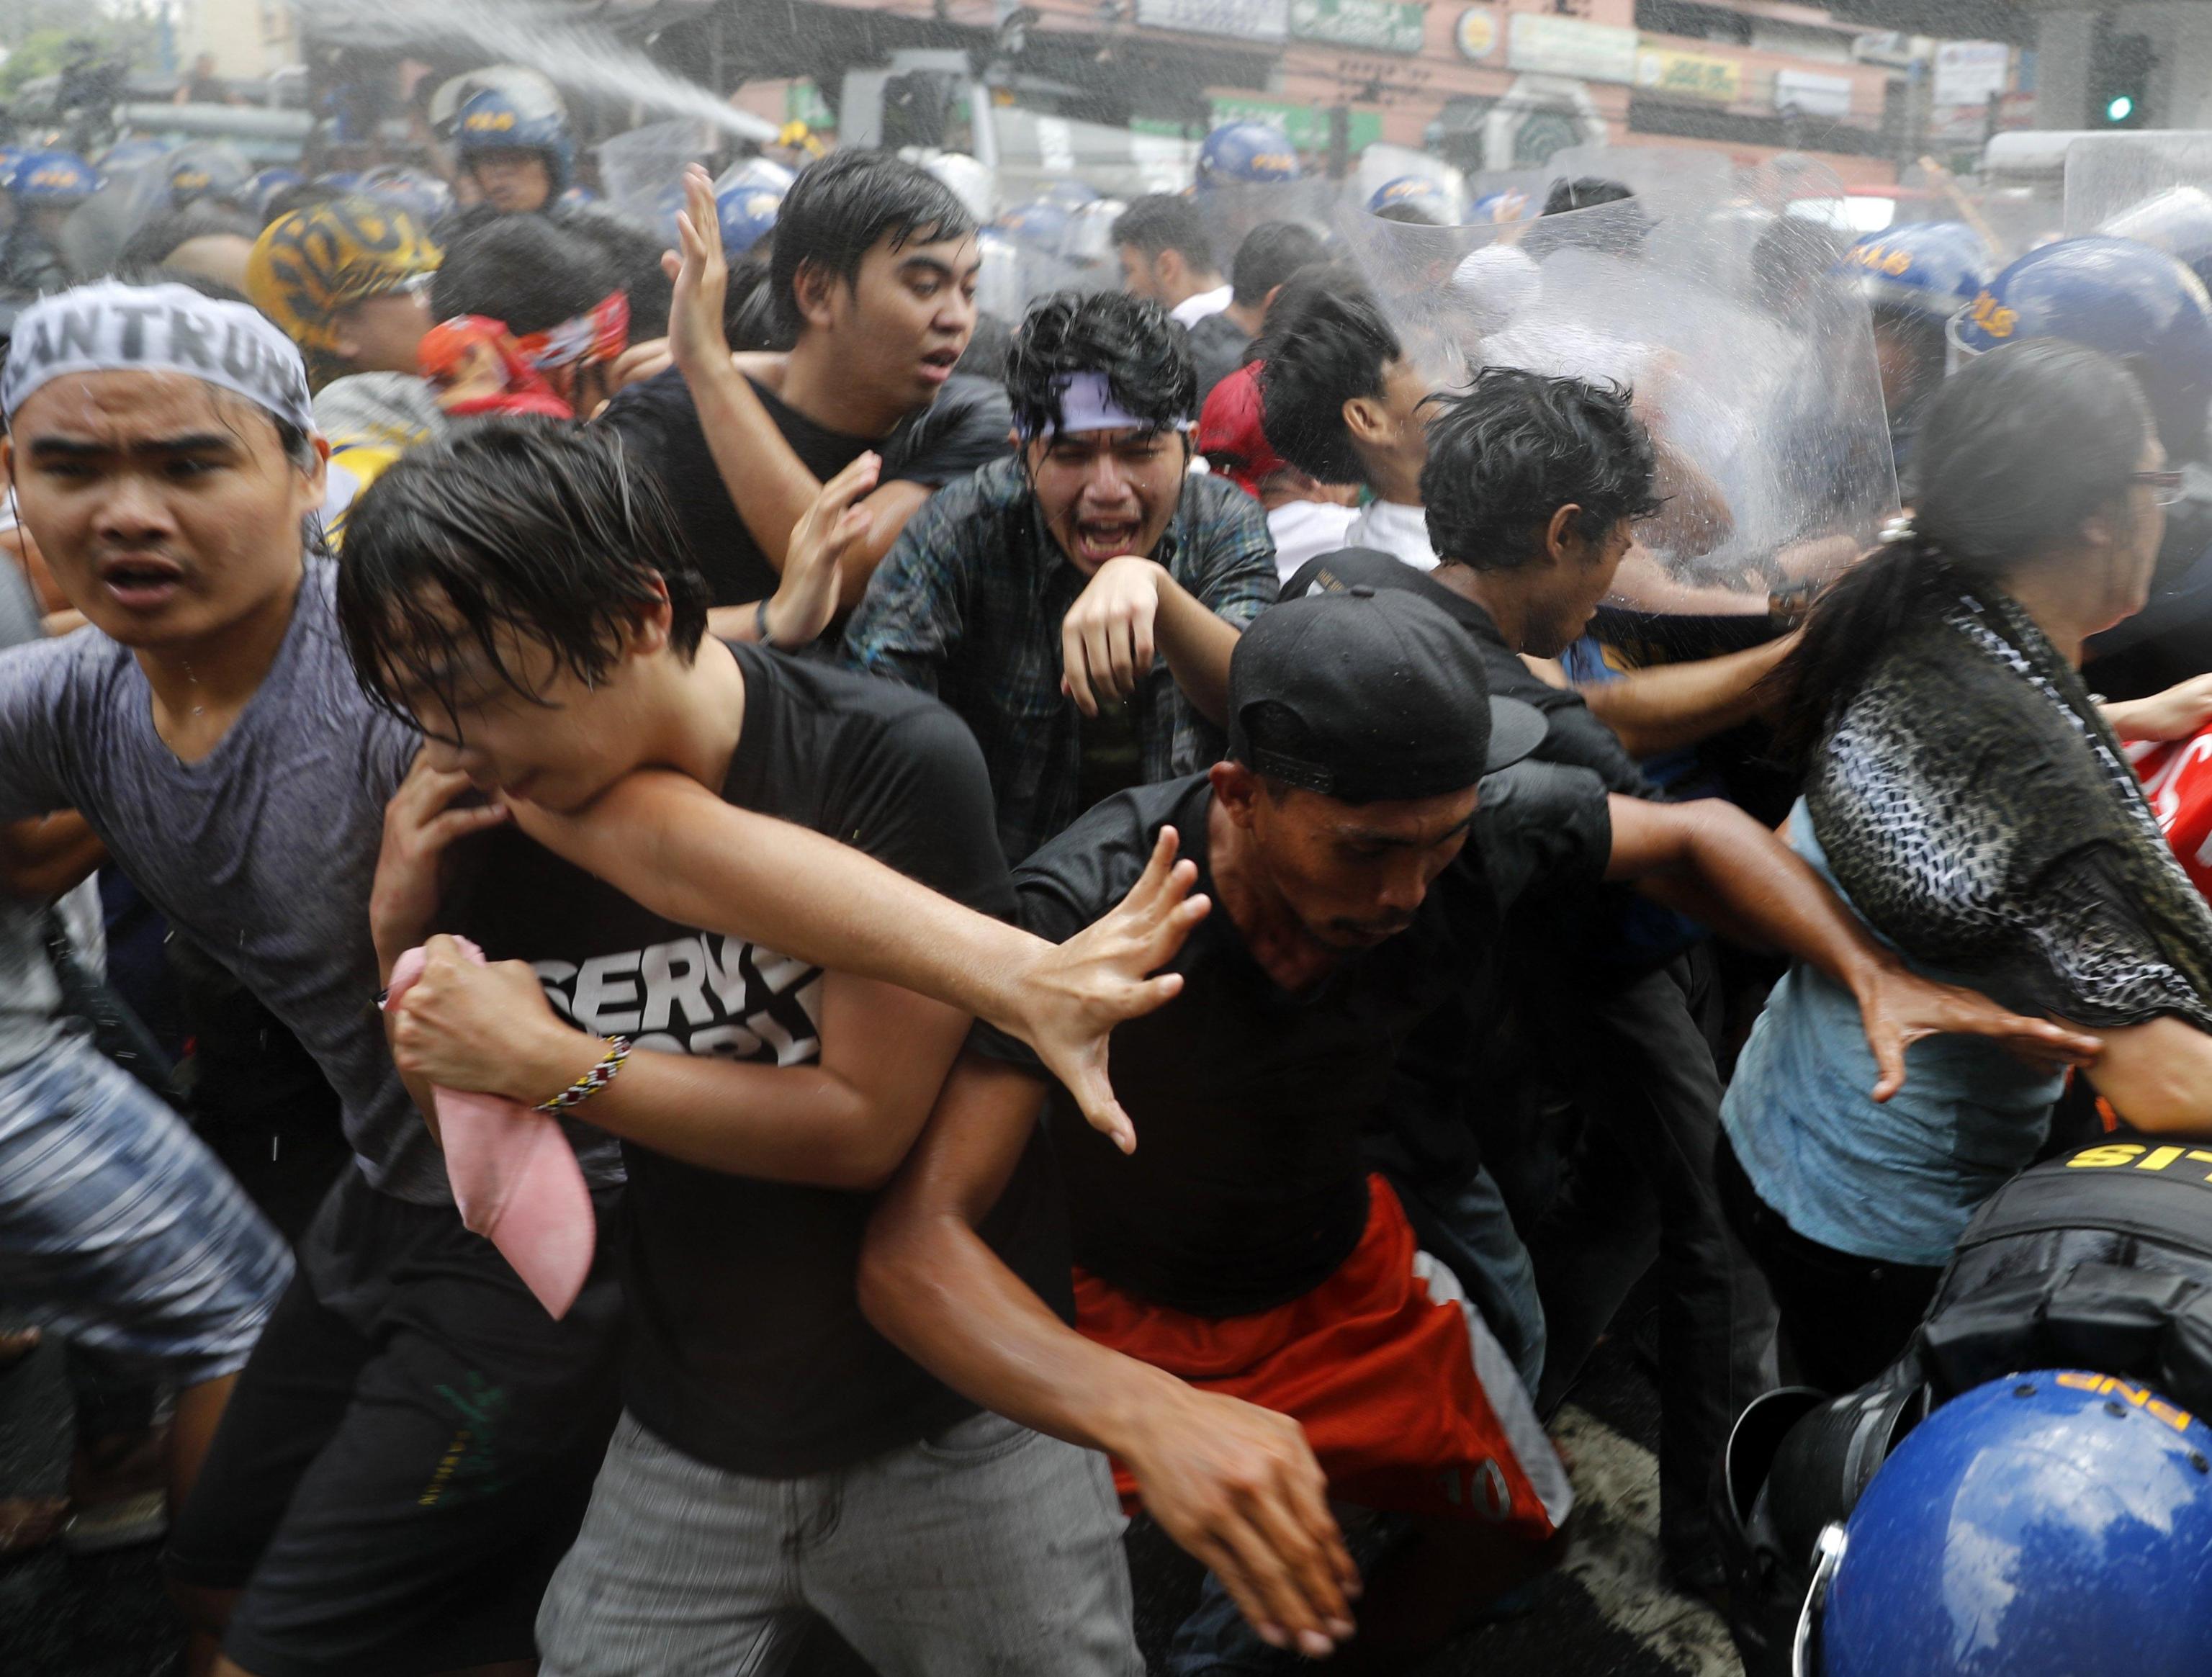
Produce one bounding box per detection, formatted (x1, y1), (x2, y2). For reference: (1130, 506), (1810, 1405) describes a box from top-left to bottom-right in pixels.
(0, 94), (2209, 1677)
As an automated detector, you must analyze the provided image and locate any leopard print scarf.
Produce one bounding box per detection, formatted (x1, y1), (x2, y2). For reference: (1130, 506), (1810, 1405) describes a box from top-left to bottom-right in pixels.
(1809, 569), (2212, 1030)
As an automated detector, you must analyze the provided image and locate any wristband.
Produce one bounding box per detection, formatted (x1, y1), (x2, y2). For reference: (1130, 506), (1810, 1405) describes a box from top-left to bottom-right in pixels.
(536, 1036), (632, 1115)
(755, 595), (782, 649)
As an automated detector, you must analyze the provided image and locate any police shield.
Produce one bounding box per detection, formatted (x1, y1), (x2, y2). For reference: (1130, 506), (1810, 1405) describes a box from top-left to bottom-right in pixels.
(58, 152), (171, 282)
(596, 119), (714, 237)
(1336, 162), (1897, 614)
(1196, 175), (1341, 258)
(2066, 132), (2212, 284)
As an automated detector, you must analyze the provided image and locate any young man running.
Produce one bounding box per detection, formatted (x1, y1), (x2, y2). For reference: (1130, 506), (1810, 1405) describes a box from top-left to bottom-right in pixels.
(855, 590), (2103, 1672)
(0, 277), (1213, 1677)
(341, 415), (1158, 1675)
(600, 156), (1010, 628)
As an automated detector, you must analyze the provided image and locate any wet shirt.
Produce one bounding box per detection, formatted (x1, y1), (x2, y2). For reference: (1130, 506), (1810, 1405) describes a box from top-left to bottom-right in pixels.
(598, 366), (1012, 607)
(452, 644), (1064, 1476)
(0, 559), (566, 1205)
(972, 765), (1611, 1317)
(843, 455), (1279, 863)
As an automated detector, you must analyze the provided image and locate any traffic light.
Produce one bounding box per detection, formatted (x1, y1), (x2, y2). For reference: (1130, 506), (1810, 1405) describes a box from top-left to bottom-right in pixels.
(2092, 26), (2155, 128)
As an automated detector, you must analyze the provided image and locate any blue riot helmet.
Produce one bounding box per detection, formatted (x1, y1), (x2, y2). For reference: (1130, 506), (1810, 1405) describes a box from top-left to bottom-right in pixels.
(244, 166), (305, 220)
(1038, 177), (1102, 210)
(317, 171), (362, 194)
(1470, 189), (1529, 225)
(1805, 1372), (2212, 1677)
(716, 181), (783, 259)
(0, 145), (28, 194)
(715, 155), (796, 197)
(1948, 235), (2212, 456)
(2099, 184), (2212, 292)
(557, 184), (598, 209)
(996, 197), (1072, 253)
(166, 143), (252, 210)
(1196, 120), (1300, 189)
(1836, 221), (1991, 320)
(1369, 174), (1452, 225)
(360, 166), (454, 233)
(453, 85), (575, 199)
(11, 150), (101, 204)
(96, 137), (171, 176)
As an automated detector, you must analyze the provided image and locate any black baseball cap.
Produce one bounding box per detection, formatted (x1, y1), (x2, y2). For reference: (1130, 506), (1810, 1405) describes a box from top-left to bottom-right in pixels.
(1227, 585), (1547, 803)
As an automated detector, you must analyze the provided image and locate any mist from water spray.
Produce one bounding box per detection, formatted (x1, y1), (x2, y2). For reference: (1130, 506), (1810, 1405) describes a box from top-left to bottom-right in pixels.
(355, 0), (780, 145)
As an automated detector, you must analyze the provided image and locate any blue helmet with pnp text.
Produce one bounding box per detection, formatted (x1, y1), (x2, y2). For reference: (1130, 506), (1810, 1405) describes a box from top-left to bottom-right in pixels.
(167, 144), (251, 210)
(11, 150), (100, 204)
(1806, 1371), (2212, 1677)
(1837, 221), (1991, 320)
(716, 181), (784, 258)
(1369, 174), (1453, 224)
(1197, 120), (1301, 189)
(453, 86), (575, 192)
(1948, 235), (2212, 453)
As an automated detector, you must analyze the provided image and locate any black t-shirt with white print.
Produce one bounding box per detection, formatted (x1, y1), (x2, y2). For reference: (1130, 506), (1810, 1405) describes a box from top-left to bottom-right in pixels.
(453, 642), (1065, 1477)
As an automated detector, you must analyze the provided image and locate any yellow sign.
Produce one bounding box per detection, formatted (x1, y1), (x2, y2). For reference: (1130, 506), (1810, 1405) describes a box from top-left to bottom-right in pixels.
(1635, 47), (1741, 103)
(1455, 6), (1496, 61)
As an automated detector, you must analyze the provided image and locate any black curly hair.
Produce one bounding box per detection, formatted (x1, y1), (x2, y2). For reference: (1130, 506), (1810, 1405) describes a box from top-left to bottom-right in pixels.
(1004, 289), (1195, 441)
(1420, 366), (1660, 570)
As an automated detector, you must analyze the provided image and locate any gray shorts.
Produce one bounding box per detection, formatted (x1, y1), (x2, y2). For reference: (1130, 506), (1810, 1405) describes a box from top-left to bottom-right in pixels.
(0, 1039), (291, 1384)
(537, 1408), (1144, 1677)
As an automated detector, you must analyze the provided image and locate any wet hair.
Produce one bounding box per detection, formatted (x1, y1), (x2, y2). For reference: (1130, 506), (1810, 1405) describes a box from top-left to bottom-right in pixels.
(769, 149), (974, 337)
(432, 215), (620, 336)
(723, 256), (787, 351)
(1228, 220), (1326, 310)
(1255, 268), (1401, 486)
(1768, 338), (2153, 762)
(117, 203), (260, 269)
(1421, 367), (1660, 571)
(1542, 177), (1635, 217)
(1005, 290), (1195, 440)
(335, 416), (709, 727)
(1111, 194), (1218, 276)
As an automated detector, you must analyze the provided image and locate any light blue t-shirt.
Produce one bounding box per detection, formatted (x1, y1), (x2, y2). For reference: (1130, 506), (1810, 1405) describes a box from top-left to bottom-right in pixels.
(1719, 801), (2067, 1268)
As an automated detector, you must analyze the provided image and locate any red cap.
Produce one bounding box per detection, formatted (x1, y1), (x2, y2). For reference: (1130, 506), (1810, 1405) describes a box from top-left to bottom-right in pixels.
(1197, 362), (1288, 497)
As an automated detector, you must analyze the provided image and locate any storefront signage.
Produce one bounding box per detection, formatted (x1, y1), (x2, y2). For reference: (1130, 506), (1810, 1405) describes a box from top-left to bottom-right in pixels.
(1507, 12), (1637, 84)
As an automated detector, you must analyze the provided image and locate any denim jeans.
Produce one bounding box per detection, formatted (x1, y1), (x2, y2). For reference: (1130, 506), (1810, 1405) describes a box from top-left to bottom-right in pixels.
(538, 1408), (1143, 1676)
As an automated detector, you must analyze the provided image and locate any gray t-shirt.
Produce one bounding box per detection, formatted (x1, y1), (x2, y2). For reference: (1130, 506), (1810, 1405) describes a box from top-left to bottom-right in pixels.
(0, 562), (67, 1076)
(0, 557), (624, 1204)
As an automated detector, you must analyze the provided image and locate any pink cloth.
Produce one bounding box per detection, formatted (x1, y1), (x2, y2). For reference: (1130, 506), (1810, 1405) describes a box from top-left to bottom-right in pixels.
(387, 939), (596, 1319)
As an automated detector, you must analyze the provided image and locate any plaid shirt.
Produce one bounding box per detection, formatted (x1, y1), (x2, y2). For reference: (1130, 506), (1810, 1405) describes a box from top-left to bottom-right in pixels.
(842, 456), (1279, 862)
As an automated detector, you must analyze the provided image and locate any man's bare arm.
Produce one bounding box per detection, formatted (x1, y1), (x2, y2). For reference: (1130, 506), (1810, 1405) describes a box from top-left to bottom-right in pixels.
(0, 812), (104, 900)
(858, 1050), (1358, 1658)
(1576, 632), (1796, 758)
(503, 777), (1207, 1148)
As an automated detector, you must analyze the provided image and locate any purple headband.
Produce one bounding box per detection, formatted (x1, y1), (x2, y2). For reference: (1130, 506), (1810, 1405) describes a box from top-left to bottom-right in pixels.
(1022, 370), (1194, 441)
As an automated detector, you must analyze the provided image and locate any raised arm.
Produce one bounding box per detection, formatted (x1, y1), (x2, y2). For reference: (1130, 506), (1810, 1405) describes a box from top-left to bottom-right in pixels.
(858, 1048), (1357, 1658)
(1606, 794), (2104, 1100)
(503, 781), (1208, 1150)
(666, 168), (931, 604)
(1060, 557), (1240, 725)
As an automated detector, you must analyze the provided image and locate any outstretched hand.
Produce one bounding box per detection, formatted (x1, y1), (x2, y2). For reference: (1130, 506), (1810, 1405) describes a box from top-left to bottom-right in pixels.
(1123, 1386), (1359, 1659)
(662, 163), (729, 387)
(1016, 827), (1208, 1152)
(764, 451), (879, 647)
(1851, 962), (2103, 1102)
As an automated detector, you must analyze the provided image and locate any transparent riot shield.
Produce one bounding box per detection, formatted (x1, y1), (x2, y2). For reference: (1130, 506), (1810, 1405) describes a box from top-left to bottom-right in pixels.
(1193, 176), (1341, 257)
(1337, 165), (1895, 620)
(1353, 145), (1466, 224)
(595, 119), (714, 235)
(60, 153), (171, 279)
(1537, 143), (1736, 222)
(2064, 133), (2212, 283)
(2064, 133), (2212, 236)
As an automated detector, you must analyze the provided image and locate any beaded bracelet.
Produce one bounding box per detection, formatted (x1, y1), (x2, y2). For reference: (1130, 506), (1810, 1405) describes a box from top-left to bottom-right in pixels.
(536, 1036), (633, 1115)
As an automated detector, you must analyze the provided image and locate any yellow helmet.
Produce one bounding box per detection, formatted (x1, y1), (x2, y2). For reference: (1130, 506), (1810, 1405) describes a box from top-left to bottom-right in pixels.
(246, 194), (441, 361)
